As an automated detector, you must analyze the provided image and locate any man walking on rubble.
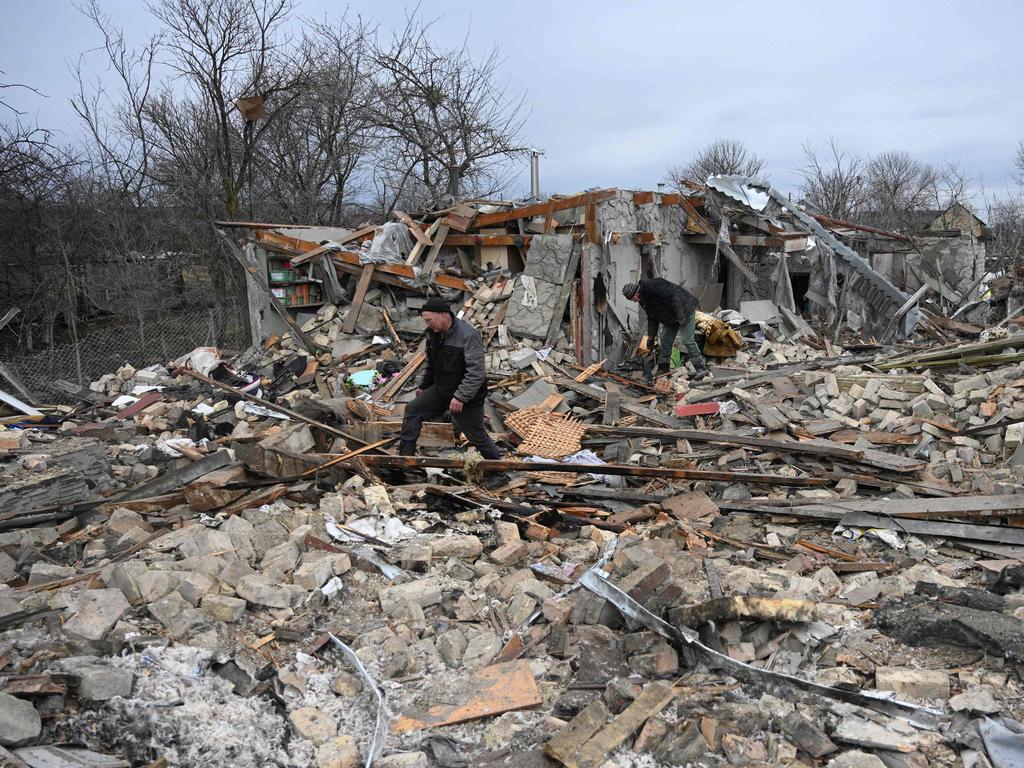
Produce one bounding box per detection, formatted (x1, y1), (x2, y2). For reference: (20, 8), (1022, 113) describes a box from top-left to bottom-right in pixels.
(398, 297), (503, 460)
(623, 278), (710, 380)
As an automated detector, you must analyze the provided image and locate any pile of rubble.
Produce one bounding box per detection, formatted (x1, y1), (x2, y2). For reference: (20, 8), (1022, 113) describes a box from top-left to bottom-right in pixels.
(6, 200), (1024, 766)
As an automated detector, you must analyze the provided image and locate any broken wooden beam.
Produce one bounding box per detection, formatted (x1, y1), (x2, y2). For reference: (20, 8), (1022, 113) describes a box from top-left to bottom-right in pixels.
(839, 509), (1024, 546)
(179, 368), (373, 449)
(474, 190), (617, 228)
(546, 682), (675, 768)
(585, 423), (865, 462)
(353, 455), (829, 487)
(342, 263), (376, 334)
(675, 197), (759, 285)
(444, 233), (531, 247)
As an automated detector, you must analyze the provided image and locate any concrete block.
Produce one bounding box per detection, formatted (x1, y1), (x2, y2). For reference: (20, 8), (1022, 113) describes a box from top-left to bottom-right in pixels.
(63, 588), (129, 643)
(0, 691), (41, 746)
(431, 534), (483, 560)
(953, 374), (989, 395)
(378, 578), (443, 615)
(201, 593), (247, 622)
(290, 706), (338, 745)
(463, 631), (501, 669)
(875, 666), (950, 699)
(1006, 422), (1024, 451)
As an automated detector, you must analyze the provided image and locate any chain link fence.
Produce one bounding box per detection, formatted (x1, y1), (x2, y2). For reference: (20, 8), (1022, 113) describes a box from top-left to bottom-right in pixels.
(5, 301), (250, 404)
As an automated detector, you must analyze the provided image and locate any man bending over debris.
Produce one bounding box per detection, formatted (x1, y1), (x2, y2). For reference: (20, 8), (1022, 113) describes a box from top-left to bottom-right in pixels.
(623, 278), (710, 380)
(399, 296), (503, 459)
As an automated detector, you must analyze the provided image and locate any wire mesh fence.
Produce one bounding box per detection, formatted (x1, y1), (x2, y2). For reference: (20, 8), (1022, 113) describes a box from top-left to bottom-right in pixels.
(5, 301), (250, 404)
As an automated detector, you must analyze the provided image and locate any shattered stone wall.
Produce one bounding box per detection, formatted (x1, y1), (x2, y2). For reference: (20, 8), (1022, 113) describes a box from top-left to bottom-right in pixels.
(593, 192), (713, 360)
(504, 234), (576, 340)
(907, 235), (986, 298)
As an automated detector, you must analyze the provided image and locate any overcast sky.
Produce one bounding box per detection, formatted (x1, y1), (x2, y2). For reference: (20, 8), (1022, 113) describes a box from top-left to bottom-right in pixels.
(3, 0), (1023, 205)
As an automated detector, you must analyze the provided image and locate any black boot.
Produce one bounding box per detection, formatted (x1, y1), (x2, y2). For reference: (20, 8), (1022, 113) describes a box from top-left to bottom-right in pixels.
(398, 441), (416, 456)
(656, 360), (671, 376)
(691, 365), (712, 382)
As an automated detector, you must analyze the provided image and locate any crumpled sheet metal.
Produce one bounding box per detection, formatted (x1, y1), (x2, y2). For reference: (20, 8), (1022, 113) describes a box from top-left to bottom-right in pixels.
(979, 717), (1024, 768)
(706, 175), (771, 211)
(579, 567), (942, 729)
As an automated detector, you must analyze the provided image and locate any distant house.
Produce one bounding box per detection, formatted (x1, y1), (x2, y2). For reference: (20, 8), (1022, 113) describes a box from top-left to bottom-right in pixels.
(903, 202), (988, 239)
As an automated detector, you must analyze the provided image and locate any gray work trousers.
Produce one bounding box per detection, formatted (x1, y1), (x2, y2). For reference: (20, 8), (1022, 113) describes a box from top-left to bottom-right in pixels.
(399, 386), (502, 459)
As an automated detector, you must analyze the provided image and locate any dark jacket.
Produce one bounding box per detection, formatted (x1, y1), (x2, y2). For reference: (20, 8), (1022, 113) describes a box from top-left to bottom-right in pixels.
(420, 317), (488, 404)
(638, 278), (699, 338)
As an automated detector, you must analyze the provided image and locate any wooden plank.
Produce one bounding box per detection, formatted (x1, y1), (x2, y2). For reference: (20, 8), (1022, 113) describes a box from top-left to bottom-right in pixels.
(585, 202), (597, 245)
(829, 429), (918, 445)
(675, 197), (760, 286)
(840, 509), (1024, 546)
(602, 390), (620, 425)
(580, 244), (594, 365)
(0, 307), (19, 333)
(573, 682), (675, 767)
(685, 234), (785, 247)
(355, 455), (831, 487)
(117, 450), (233, 502)
(253, 230), (470, 292)
(180, 369), (372, 448)
(114, 391), (163, 420)
(184, 464), (248, 512)
(421, 222), (451, 275)
(338, 223), (379, 244)
(0, 386), (41, 417)
(475, 190), (618, 228)
(392, 660), (541, 734)
(444, 234), (532, 247)
(342, 264), (376, 334)
(394, 210), (431, 247)
(836, 495), (1024, 518)
(632, 191), (654, 205)
(405, 218), (443, 265)
(584, 421), (869, 462)
(557, 486), (666, 505)
(633, 232), (658, 244)
(658, 193), (681, 206)
(545, 701), (611, 768)
(376, 344), (427, 403)
(443, 206), (476, 232)
(544, 244), (584, 347)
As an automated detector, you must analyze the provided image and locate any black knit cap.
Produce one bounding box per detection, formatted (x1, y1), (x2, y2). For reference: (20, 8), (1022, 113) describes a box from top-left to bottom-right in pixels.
(420, 296), (454, 315)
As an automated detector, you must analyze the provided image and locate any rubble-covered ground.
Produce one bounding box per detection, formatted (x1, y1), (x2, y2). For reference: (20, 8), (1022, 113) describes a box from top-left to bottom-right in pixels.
(5, 297), (1024, 768)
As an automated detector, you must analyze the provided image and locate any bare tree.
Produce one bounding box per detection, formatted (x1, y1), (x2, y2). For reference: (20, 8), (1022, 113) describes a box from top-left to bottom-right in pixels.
(0, 72), (44, 115)
(1015, 140), (1024, 186)
(796, 139), (867, 220)
(987, 194), (1024, 274)
(256, 16), (379, 224)
(369, 15), (529, 207)
(144, 0), (307, 220)
(0, 120), (86, 350)
(863, 150), (939, 231)
(667, 139), (766, 188)
(71, 1), (161, 205)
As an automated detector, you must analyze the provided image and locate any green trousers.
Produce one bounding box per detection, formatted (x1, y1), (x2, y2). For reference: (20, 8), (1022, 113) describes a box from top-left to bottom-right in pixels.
(658, 314), (704, 369)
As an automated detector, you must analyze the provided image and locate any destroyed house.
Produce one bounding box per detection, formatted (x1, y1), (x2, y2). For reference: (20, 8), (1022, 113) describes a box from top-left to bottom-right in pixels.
(222, 177), (923, 368)
(859, 203), (990, 308)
